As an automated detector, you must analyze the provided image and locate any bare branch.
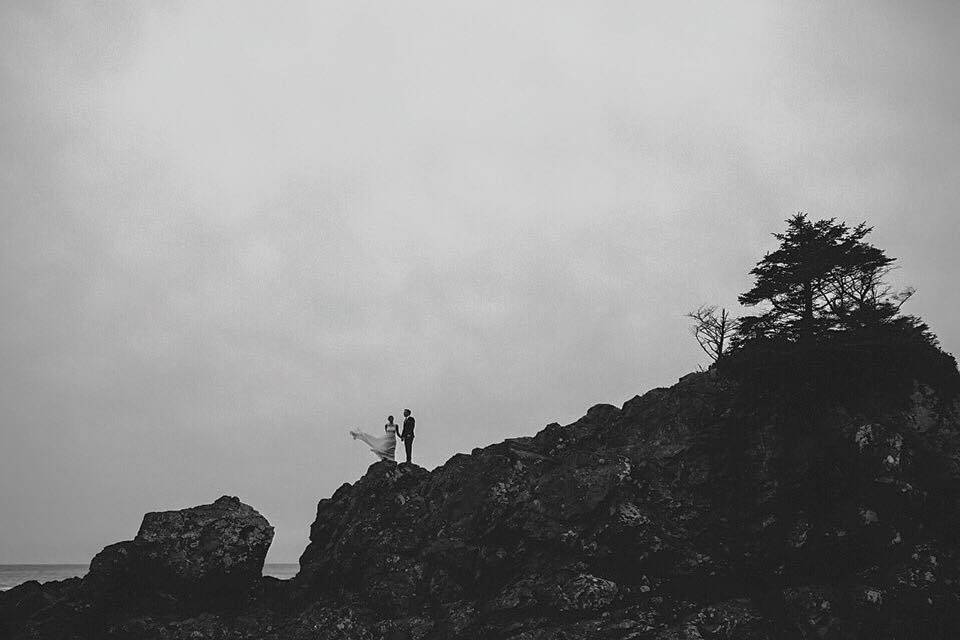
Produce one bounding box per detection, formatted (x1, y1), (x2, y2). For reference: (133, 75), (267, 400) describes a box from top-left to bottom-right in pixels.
(686, 305), (737, 363)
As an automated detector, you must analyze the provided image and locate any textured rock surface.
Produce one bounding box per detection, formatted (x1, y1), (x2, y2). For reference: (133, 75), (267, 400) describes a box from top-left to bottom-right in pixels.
(4, 373), (960, 639)
(84, 495), (274, 601)
(283, 375), (960, 639)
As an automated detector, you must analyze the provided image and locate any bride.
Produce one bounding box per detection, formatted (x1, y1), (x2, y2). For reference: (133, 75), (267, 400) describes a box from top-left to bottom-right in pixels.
(350, 415), (398, 462)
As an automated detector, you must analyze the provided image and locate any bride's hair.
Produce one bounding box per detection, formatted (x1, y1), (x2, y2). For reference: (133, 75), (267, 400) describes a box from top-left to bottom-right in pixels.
(387, 415), (394, 422)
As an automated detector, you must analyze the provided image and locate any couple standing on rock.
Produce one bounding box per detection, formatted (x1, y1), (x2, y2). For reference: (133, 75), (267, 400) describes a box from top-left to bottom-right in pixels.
(350, 408), (416, 464)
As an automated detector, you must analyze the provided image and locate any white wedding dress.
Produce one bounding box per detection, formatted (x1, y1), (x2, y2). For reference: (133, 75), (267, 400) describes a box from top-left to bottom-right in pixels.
(350, 423), (398, 462)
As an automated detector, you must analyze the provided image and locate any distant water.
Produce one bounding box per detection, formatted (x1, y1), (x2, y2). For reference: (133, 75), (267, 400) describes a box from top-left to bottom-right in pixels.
(0, 563), (299, 591)
(0, 565), (88, 591)
(263, 563), (299, 580)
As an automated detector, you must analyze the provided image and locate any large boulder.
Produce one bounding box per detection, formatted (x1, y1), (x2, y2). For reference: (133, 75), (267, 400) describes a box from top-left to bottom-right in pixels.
(84, 495), (273, 601)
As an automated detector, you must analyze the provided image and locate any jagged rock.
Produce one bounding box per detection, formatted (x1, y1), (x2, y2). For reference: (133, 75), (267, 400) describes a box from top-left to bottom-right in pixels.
(289, 372), (960, 638)
(84, 495), (274, 601)
(5, 372), (960, 639)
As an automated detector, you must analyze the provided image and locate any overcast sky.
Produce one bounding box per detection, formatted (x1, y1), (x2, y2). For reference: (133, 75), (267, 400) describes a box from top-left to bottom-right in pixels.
(2, 1), (958, 563)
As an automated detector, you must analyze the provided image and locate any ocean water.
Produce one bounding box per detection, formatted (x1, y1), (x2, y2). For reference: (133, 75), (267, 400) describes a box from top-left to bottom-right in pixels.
(0, 563), (300, 591)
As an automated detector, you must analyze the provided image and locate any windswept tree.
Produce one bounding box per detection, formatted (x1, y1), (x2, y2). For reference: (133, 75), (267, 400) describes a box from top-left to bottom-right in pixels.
(687, 305), (736, 364)
(737, 214), (909, 344)
(727, 213), (958, 401)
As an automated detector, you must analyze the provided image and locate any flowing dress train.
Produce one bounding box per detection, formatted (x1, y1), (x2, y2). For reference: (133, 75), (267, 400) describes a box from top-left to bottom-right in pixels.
(350, 424), (397, 462)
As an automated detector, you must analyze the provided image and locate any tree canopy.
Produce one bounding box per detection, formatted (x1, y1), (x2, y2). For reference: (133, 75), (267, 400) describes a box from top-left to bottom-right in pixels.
(726, 213), (957, 400)
(736, 214), (908, 344)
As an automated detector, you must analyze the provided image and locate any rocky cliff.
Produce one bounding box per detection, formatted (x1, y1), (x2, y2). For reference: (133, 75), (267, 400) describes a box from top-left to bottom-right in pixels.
(4, 371), (960, 639)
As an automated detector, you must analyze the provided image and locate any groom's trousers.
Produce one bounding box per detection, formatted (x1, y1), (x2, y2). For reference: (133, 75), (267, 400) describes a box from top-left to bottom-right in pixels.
(402, 436), (414, 463)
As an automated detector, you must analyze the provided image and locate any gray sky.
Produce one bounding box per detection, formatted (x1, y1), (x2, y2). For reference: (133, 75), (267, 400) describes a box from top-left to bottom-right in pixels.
(2, 1), (958, 563)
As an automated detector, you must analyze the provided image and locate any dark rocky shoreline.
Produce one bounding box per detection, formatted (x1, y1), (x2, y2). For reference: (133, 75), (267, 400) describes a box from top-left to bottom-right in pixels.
(4, 371), (960, 638)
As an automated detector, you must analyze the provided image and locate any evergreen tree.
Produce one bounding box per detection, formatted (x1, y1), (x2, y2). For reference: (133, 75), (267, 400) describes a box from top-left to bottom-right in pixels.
(727, 213), (958, 400)
(737, 214), (899, 343)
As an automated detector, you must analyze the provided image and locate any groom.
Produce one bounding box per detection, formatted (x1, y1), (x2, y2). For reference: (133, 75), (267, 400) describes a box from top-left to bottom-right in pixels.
(399, 408), (415, 464)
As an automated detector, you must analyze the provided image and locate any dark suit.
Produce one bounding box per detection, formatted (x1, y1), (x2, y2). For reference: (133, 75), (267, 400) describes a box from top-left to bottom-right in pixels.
(401, 415), (415, 463)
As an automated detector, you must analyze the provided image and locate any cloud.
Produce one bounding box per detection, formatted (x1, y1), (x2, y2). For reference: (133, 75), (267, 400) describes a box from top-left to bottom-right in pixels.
(1, 1), (958, 562)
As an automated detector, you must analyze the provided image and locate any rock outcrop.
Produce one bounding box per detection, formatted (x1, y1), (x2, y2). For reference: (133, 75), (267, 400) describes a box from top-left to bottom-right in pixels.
(1, 496), (274, 639)
(84, 495), (274, 602)
(3, 373), (960, 639)
(284, 376), (960, 638)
